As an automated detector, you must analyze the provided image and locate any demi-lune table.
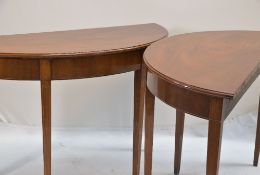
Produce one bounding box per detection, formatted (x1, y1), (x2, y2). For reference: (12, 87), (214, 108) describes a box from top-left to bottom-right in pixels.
(0, 23), (168, 175)
(143, 31), (260, 175)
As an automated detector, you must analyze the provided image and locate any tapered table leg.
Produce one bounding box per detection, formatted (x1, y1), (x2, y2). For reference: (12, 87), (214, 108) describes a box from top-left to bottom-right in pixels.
(144, 88), (155, 175)
(174, 110), (185, 175)
(254, 97), (260, 166)
(40, 60), (52, 175)
(133, 64), (147, 175)
(206, 120), (223, 175)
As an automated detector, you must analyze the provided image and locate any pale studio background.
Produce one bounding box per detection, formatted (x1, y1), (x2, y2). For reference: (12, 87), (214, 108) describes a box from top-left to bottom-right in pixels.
(0, 0), (260, 128)
(0, 0), (260, 175)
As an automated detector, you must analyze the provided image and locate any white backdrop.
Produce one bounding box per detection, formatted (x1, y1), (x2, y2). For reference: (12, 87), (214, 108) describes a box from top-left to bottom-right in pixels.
(0, 0), (260, 128)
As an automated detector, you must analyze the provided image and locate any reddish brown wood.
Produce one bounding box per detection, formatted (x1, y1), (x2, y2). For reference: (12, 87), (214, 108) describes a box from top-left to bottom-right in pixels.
(144, 31), (260, 98)
(0, 50), (143, 80)
(254, 97), (260, 166)
(206, 120), (223, 175)
(147, 72), (211, 120)
(40, 60), (52, 175)
(144, 31), (260, 175)
(0, 23), (167, 58)
(0, 24), (168, 175)
(222, 64), (259, 119)
(0, 58), (39, 80)
(132, 63), (147, 175)
(51, 50), (143, 80)
(174, 110), (185, 175)
(0, 24), (167, 81)
(144, 88), (155, 175)
(206, 98), (224, 175)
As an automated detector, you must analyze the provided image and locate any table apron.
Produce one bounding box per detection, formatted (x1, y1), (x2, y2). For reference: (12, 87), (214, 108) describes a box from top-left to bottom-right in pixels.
(0, 50), (143, 80)
(146, 71), (226, 121)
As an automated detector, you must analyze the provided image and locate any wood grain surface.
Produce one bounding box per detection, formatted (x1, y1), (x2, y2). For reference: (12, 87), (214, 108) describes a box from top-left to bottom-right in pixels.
(144, 31), (260, 98)
(0, 23), (168, 175)
(0, 23), (167, 58)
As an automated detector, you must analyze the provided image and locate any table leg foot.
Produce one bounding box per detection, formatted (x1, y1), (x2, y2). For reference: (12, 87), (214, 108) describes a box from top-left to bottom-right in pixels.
(253, 160), (258, 167)
(174, 110), (185, 175)
(144, 88), (155, 175)
(253, 97), (260, 167)
(40, 60), (52, 175)
(206, 120), (223, 175)
(133, 64), (147, 175)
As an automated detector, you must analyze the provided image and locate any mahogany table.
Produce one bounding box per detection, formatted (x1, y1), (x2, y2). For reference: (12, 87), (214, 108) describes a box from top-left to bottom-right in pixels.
(0, 23), (168, 175)
(143, 31), (260, 175)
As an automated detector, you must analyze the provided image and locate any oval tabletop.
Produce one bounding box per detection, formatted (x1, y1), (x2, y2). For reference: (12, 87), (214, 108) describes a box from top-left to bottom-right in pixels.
(144, 31), (260, 98)
(0, 23), (168, 58)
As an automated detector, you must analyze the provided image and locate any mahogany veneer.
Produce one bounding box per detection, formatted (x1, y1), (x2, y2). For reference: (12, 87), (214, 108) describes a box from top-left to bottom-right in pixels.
(143, 31), (260, 175)
(0, 23), (168, 175)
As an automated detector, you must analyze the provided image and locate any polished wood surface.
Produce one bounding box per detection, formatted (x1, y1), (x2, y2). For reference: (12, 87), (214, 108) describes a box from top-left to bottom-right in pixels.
(144, 31), (260, 97)
(254, 96), (260, 166)
(144, 31), (260, 175)
(0, 24), (168, 175)
(0, 23), (167, 58)
(147, 72), (212, 120)
(0, 50), (143, 80)
(174, 110), (185, 175)
(144, 88), (155, 175)
(206, 98), (224, 175)
(206, 120), (223, 175)
(40, 60), (52, 175)
(132, 63), (147, 175)
(0, 24), (167, 81)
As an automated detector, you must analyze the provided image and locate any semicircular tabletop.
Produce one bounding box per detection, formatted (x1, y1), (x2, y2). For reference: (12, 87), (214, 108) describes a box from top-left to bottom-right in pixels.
(0, 23), (168, 58)
(144, 31), (260, 98)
